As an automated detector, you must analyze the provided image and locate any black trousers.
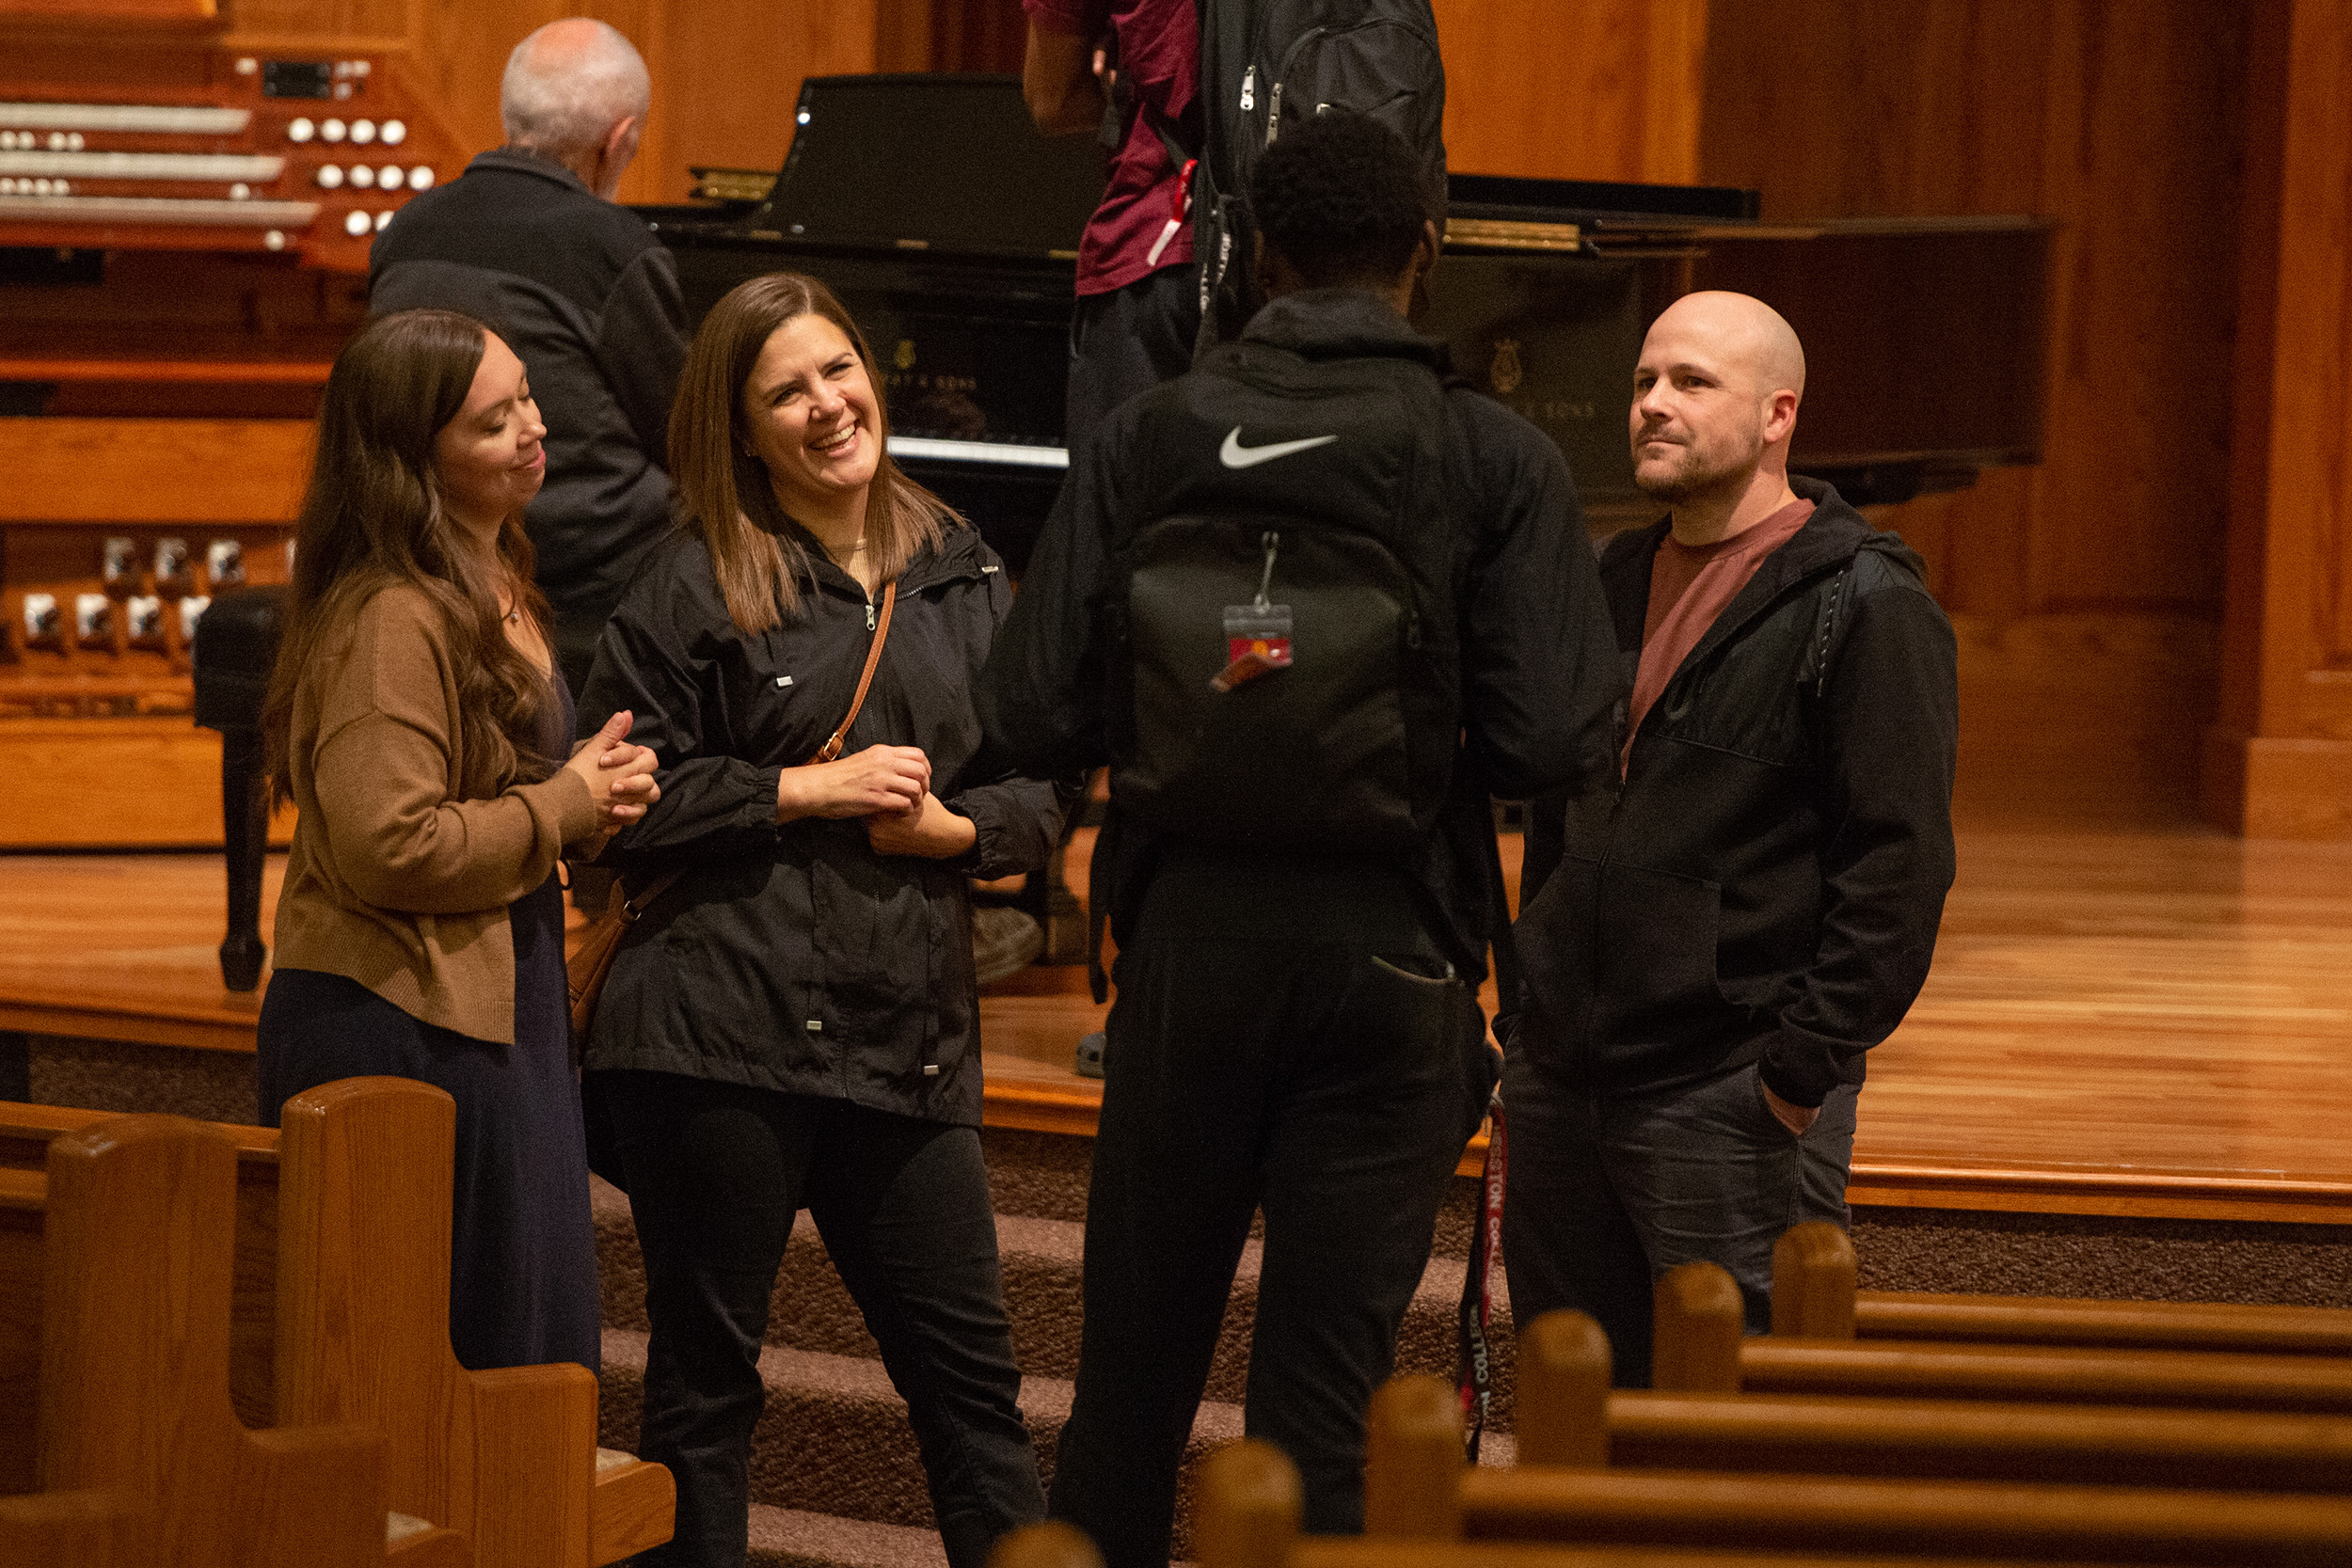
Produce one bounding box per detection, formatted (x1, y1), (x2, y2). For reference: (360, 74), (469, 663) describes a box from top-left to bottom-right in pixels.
(599, 1070), (1045, 1568)
(1501, 1050), (1861, 1387)
(1064, 262), (1200, 462)
(1048, 868), (1495, 1567)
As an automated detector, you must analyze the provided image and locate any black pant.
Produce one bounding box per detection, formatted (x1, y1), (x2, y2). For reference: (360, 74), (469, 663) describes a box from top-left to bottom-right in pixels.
(1048, 868), (1495, 1567)
(1065, 262), (1200, 462)
(1501, 1050), (1861, 1387)
(600, 1071), (1045, 1568)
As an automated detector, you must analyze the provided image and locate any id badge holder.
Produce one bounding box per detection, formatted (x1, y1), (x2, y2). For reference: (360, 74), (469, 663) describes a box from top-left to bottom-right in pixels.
(1212, 531), (1294, 692)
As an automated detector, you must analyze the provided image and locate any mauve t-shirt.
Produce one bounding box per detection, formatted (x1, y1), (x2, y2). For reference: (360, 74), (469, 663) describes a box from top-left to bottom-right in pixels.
(1025, 0), (1199, 295)
(1623, 498), (1816, 773)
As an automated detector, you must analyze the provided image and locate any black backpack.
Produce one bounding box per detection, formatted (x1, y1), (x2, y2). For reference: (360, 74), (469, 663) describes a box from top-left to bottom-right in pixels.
(1104, 337), (1459, 851)
(1191, 0), (1449, 349)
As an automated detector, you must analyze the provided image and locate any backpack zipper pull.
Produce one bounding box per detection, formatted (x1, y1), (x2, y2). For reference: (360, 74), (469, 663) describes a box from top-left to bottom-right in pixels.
(1266, 80), (1283, 142)
(1255, 531), (1279, 610)
(1240, 66), (1255, 112)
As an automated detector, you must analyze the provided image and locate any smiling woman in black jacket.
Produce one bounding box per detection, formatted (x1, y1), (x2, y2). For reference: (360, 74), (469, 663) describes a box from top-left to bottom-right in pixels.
(575, 273), (1061, 1568)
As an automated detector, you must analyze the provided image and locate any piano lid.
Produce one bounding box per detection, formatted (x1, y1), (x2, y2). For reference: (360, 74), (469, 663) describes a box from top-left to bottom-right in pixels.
(738, 74), (1104, 261)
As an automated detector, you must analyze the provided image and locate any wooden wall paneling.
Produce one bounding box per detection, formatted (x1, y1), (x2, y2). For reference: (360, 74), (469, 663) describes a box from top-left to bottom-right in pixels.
(926, 0), (1024, 74)
(1430, 0), (1705, 183)
(216, 0), (409, 49)
(651, 0), (882, 202)
(871, 0), (935, 74)
(2201, 0), (2352, 839)
(1699, 0), (2251, 827)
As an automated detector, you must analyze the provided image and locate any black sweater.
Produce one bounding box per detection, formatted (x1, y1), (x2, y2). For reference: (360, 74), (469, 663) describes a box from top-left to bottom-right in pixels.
(1513, 478), (1959, 1107)
(576, 524), (1070, 1125)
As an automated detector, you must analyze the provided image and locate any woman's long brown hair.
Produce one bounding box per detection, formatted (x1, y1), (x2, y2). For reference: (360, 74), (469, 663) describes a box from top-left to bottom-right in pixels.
(669, 272), (960, 633)
(262, 308), (554, 808)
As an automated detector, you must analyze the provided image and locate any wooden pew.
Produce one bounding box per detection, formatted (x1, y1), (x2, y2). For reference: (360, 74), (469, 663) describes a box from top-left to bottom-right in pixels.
(3, 1090), (670, 1565)
(0, 1489), (157, 1567)
(0, 1112), (427, 1566)
(1657, 1258), (2352, 1411)
(274, 1077), (674, 1568)
(1358, 1372), (2352, 1565)
(1773, 1221), (2352, 1353)
(1515, 1308), (2352, 1491)
(0, 1101), (281, 1453)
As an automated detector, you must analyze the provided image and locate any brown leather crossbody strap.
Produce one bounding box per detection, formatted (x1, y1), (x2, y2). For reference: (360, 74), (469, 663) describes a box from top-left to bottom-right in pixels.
(810, 578), (897, 765)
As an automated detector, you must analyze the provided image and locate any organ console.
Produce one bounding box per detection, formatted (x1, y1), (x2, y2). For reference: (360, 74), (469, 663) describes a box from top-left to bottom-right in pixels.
(0, 46), (454, 266)
(1, 15), (465, 843)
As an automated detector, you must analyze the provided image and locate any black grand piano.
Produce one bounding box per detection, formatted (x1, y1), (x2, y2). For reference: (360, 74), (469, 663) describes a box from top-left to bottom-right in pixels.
(640, 73), (2052, 569)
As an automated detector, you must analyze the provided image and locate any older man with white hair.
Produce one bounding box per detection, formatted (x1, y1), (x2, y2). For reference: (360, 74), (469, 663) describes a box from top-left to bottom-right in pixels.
(372, 18), (686, 699)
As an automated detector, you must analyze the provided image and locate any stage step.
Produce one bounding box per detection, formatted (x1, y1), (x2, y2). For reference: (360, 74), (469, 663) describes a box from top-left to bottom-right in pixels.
(592, 1158), (1518, 1433)
(746, 1504), (946, 1568)
(596, 1328), (1244, 1552)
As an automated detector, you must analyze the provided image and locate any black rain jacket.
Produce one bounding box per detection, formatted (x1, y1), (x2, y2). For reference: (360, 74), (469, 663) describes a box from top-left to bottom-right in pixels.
(575, 523), (1072, 1125)
(371, 150), (687, 678)
(977, 289), (1622, 979)
(1512, 477), (1959, 1108)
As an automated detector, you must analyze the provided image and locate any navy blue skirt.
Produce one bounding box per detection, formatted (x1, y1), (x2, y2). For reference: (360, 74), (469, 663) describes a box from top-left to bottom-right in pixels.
(257, 863), (600, 1375)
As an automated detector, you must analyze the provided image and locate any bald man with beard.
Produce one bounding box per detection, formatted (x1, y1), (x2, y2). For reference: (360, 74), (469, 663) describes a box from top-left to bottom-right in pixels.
(1502, 292), (1960, 1387)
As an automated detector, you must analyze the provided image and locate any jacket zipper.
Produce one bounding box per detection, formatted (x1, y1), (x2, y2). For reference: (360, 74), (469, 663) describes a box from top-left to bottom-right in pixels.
(866, 600), (877, 631)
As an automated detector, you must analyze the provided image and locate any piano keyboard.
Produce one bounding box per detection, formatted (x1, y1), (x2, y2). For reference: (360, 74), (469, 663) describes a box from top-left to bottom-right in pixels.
(0, 150), (287, 182)
(888, 436), (1069, 470)
(0, 102), (252, 135)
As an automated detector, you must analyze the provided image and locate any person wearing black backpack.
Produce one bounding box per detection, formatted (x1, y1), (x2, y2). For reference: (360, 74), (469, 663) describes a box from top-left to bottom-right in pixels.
(976, 112), (1619, 1563)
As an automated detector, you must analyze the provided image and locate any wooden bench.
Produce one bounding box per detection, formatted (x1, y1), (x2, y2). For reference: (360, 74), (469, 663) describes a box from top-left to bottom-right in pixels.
(1356, 1372), (2352, 1565)
(1513, 1307), (2352, 1491)
(987, 1448), (2122, 1568)
(274, 1077), (673, 1568)
(0, 1111), (441, 1565)
(0, 1101), (281, 1470)
(1657, 1258), (2352, 1412)
(1773, 1221), (2352, 1353)
(1, 1091), (672, 1566)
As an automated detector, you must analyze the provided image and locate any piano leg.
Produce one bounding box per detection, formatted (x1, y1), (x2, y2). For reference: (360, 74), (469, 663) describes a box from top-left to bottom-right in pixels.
(219, 724), (270, 992)
(1018, 844), (1089, 967)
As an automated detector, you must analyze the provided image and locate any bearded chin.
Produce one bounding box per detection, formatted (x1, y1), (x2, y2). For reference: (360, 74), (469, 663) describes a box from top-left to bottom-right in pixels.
(1635, 448), (1744, 506)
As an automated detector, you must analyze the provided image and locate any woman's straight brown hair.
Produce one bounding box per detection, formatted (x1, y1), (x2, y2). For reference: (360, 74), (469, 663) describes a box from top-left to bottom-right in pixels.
(669, 272), (960, 633)
(261, 308), (555, 808)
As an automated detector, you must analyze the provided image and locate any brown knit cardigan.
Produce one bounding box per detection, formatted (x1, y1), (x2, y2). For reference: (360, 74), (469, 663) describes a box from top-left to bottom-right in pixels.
(270, 583), (598, 1044)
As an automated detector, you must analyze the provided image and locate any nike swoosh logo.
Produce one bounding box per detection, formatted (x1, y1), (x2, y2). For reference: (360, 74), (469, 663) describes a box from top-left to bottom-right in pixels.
(1219, 427), (1339, 469)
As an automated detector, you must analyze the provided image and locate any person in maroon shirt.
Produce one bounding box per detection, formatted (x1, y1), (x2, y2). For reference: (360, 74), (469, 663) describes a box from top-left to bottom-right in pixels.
(1505, 291), (1960, 1386)
(1023, 0), (1201, 459)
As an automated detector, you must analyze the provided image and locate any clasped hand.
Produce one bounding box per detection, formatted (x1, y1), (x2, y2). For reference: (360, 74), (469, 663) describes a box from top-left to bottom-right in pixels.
(775, 743), (977, 859)
(565, 709), (662, 837)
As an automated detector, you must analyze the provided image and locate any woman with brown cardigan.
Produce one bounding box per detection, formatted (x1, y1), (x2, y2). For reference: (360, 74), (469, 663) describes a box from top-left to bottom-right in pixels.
(258, 307), (660, 1372)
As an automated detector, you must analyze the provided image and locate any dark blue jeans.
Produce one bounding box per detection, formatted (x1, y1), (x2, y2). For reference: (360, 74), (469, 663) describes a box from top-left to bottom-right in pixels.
(1501, 1051), (1861, 1387)
(1049, 869), (1496, 1568)
(600, 1071), (1044, 1568)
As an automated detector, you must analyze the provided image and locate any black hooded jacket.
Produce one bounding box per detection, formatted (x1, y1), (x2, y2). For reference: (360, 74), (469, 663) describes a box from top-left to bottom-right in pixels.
(978, 289), (1621, 978)
(1511, 477), (1958, 1108)
(575, 523), (1071, 1126)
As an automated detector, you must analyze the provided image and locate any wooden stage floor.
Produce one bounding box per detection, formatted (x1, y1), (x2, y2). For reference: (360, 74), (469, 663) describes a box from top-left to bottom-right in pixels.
(4, 823), (2350, 1226)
